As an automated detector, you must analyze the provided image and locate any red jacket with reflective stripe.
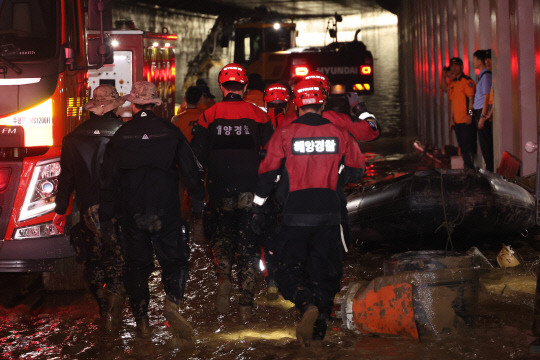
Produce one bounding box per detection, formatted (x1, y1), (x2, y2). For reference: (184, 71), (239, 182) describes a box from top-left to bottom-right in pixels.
(256, 112), (365, 226)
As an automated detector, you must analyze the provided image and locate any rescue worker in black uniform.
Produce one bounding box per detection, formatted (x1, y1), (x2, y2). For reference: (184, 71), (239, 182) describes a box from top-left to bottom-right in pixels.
(100, 82), (205, 342)
(252, 79), (366, 347)
(191, 63), (274, 320)
(53, 84), (126, 332)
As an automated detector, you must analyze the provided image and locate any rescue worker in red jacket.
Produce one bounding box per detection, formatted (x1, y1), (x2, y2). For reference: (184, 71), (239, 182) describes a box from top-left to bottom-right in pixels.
(191, 63), (274, 320)
(279, 71), (380, 142)
(264, 82), (292, 129)
(252, 79), (366, 347)
(259, 82), (293, 300)
(281, 71), (380, 248)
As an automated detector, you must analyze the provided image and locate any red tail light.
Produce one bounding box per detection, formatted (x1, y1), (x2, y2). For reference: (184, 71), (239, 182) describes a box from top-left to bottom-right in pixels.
(360, 65), (372, 75)
(0, 168), (11, 192)
(294, 66), (309, 77)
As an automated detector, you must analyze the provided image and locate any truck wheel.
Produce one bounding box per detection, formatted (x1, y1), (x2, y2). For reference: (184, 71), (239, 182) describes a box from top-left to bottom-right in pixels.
(42, 256), (87, 292)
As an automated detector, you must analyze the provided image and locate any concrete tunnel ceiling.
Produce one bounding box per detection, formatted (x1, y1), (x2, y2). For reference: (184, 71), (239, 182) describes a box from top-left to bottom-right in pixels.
(122, 0), (393, 18)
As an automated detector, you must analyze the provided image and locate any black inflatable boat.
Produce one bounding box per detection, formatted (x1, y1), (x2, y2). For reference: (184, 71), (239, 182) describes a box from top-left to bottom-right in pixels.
(346, 169), (536, 242)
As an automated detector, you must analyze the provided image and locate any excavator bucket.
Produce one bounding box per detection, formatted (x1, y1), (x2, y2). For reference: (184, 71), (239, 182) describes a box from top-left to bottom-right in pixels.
(352, 282), (418, 340)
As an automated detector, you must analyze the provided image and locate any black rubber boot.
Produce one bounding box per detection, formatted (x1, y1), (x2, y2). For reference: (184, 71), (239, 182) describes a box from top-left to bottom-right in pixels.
(312, 316), (328, 343)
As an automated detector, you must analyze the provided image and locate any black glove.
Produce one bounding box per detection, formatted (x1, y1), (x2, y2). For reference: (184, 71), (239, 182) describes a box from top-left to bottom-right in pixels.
(352, 102), (369, 118)
(251, 204), (267, 236)
(353, 102), (379, 132)
(345, 92), (359, 108)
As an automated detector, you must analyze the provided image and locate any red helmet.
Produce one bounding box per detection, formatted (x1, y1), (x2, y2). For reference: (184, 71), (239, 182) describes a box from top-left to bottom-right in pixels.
(218, 63), (248, 84)
(305, 70), (330, 94)
(293, 79), (327, 108)
(264, 83), (291, 103)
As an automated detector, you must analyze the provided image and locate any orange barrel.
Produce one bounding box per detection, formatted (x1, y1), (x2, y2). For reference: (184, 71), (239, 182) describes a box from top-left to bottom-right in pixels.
(335, 251), (479, 339)
(384, 250), (479, 337)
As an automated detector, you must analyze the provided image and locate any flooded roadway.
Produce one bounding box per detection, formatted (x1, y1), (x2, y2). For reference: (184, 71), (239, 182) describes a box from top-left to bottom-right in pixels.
(1, 147), (539, 360)
(1, 20), (538, 360)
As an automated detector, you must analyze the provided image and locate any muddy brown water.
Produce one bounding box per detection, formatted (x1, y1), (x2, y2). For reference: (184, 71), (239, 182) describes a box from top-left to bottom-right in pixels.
(0, 237), (537, 360)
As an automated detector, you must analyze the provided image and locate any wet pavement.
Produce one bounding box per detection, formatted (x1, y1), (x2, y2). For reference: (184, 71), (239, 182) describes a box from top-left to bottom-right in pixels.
(1, 145), (540, 359)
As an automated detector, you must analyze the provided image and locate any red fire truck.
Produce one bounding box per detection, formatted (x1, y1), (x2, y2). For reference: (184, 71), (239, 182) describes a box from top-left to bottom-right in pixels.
(0, 0), (110, 287)
(88, 21), (177, 120)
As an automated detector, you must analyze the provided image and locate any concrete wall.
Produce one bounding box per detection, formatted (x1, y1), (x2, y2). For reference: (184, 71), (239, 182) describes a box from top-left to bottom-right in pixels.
(398, 0), (540, 175)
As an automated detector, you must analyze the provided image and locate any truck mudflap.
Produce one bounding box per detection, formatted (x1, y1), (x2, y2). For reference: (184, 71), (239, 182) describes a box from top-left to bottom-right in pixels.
(0, 234), (74, 272)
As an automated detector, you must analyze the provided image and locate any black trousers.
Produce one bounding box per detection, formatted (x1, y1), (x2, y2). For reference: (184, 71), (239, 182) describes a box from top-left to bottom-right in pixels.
(274, 225), (344, 317)
(71, 205), (124, 312)
(453, 122), (477, 169)
(474, 109), (494, 172)
(122, 216), (190, 320)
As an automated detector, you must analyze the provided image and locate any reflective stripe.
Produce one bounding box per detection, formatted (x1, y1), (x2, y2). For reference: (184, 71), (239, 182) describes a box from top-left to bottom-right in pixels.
(253, 194), (267, 206)
(340, 224), (348, 253)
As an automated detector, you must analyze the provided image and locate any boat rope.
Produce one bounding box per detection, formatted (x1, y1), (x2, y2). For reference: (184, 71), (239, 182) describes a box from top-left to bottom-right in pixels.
(438, 170), (454, 252)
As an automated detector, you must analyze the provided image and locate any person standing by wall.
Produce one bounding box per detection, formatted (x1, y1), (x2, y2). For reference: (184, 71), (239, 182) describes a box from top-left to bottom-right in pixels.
(473, 50), (493, 171)
(442, 57), (477, 169)
(252, 79), (366, 347)
(53, 84), (126, 332)
(191, 63), (274, 321)
(100, 81), (205, 342)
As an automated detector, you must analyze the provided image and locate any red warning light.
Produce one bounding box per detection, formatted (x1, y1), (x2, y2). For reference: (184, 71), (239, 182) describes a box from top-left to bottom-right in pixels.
(294, 66), (309, 77)
(360, 65), (372, 75)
